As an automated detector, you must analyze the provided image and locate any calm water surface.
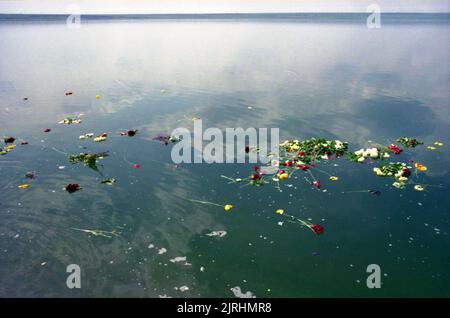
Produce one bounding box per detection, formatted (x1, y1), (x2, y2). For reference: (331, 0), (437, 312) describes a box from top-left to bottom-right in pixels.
(0, 15), (449, 297)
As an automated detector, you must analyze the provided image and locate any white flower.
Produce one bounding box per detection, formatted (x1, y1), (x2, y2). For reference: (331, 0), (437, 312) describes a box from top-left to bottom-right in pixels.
(357, 156), (365, 163)
(398, 177), (408, 182)
(367, 148), (379, 159)
(383, 153), (390, 158)
(392, 182), (402, 188)
(373, 168), (383, 175)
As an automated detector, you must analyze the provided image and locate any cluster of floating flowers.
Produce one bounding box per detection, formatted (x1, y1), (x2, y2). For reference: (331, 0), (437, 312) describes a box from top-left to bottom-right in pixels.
(373, 162), (411, 188)
(223, 136), (444, 194)
(244, 138), (348, 187)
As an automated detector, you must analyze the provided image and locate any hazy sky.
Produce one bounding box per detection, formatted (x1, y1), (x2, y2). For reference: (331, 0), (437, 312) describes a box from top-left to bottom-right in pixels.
(0, 0), (449, 14)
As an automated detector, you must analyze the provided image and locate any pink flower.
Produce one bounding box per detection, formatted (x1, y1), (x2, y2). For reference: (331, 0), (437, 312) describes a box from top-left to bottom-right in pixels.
(313, 180), (321, 189)
(132, 164), (141, 169)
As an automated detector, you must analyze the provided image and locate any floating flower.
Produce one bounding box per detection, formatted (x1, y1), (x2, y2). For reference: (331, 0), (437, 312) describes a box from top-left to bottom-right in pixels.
(427, 146), (436, 150)
(65, 91), (73, 96)
(434, 141), (444, 147)
(254, 166), (260, 171)
(392, 182), (404, 189)
(284, 160), (293, 167)
(18, 184), (30, 189)
(101, 178), (116, 185)
(414, 185), (425, 191)
(415, 162), (427, 172)
(278, 173), (289, 180)
(312, 180), (321, 189)
(251, 173), (261, 181)
(397, 137), (423, 148)
(44, 128), (51, 133)
(310, 224), (325, 235)
(127, 129), (138, 136)
(387, 144), (403, 155)
(132, 164), (141, 169)
(224, 204), (233, 212)
(58, 117), (82, 124)
(95, 95), (102, 100)
(297, 164), (309, 171)
(20, 141), (29, 145)
(65, 183), (81, 193)
(25, 171), (37, 179)
(276, 209), (284, 215)
(94, 133), (107, 142)
(4, 137), (15, 144)
(329, 176), (338, 181)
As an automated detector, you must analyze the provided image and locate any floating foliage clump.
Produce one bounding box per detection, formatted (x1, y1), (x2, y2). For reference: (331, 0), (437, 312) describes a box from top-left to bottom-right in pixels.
(69, 152), (109, 171)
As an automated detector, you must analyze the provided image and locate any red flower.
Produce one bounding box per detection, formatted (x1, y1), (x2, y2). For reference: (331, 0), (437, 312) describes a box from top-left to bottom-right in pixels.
(313, 180), (321, 189)
(311, 224), (325, 235)
(298, 151), (305, 157)
(251, 173), (261, 180)
(285, 161), (293, 167)
(65, 183), (81, 193)
(132, 164), (141, 169)
(402, 167), (411, 177)
(21, 141), (29, 145)
(44, 128), (51, 133)
(127, 129), (138, 136)
(65, 92), (73, 96)
(297, 164), (309, 171)
(387, 144), (403, 155)
(254, 165), (260, 171)
(101, 133), (107, 138)
(4, 137), (15, 144)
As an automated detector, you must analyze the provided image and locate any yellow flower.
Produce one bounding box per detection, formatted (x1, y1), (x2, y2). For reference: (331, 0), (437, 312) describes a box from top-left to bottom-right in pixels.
(427, 146), (436, 150)
(18, 184), (29, 189)
(224, 204), (233, 212)
(434, 141), (444, 147)
(276, 209), (284, 215)
(5, 144), (16, 150)
(95, 94), (102, 100)
(278, 173), (289, 180)
(329, 176), (338, 181)
(414, 185), (424, 191)
(415, 162), (427, 172)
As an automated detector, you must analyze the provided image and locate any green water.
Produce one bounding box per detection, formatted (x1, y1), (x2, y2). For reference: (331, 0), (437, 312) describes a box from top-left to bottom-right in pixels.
(0, 15), (449, 297)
